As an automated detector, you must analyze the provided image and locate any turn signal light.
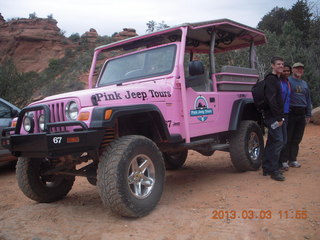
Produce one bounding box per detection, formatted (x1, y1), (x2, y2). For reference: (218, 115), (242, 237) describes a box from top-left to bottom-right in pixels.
(78, 112), (90, 121)
(67, 137), (80, 143)
(11, 120), (17, 127)
(104, 110), (113, 120)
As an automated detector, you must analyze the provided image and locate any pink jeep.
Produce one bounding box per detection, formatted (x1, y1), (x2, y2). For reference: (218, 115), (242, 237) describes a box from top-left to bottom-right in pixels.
(2, 19), (266, 217)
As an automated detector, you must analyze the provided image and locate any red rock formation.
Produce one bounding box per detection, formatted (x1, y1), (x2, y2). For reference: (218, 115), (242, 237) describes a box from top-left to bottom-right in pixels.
(311, 107), (320, 125)
(0, 13), (5, 24)
(0, 13), (138, 74)
(81, 28), (99, 43)
(0, 15), (74, 72)
(113, 28), (138, 41)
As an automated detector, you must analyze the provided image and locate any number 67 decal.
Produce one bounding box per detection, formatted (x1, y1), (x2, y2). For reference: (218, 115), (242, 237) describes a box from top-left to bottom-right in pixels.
(53, 137), (62, 144)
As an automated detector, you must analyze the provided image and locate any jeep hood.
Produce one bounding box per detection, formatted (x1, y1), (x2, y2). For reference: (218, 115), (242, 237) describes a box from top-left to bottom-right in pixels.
(31, 80), (173, 107)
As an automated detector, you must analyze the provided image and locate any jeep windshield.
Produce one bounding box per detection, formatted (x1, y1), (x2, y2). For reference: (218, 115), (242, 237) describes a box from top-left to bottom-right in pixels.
(97, 44), (176, 87)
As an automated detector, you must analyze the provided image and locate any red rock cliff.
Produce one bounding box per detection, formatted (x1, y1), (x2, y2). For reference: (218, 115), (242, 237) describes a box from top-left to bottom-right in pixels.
(0, 14), (74, 72)
(0, 13), (138, 74)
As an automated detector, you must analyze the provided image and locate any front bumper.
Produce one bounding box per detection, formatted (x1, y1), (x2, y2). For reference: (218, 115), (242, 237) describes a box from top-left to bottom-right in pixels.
(1, 104), (105, 158)
(1, 130), (105, 158)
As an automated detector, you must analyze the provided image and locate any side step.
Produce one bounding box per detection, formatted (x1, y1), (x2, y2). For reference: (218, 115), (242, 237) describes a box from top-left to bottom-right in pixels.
(158, 139), (229, 153)
(211, 143), (229, 151)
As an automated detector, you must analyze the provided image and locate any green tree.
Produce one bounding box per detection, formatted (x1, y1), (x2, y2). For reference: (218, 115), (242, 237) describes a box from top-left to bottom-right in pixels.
(146, 20), (156, 33)
(146, 20), (169, 33)
(288, 0), (313, 39)
(256, 30), (282, 77)
(69, 33), (81, 43)
(29, 12), (37, 19)
(308, 13), (320, 45)
(256, 0), (320, 107)
(0, 59), (39, 107)
(156, 21), (169, 31)
(257, 7), (288, 34)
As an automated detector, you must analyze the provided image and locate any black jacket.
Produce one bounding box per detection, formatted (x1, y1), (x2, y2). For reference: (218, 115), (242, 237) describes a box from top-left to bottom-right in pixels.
(264, 73), (284, 121)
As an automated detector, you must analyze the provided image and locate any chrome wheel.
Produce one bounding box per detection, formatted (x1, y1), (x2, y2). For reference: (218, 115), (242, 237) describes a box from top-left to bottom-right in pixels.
(127, 154), (155, 199)
(248, 132), (260, 161)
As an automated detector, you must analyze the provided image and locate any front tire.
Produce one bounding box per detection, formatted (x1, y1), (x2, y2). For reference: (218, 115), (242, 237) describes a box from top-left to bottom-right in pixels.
(16, 157), (75, 203)
(229, 120), (264, 171)
(97, 135), (165, 217)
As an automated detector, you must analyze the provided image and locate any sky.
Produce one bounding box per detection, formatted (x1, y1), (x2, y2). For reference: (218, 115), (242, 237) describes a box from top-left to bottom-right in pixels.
(1, 0), (301, 37)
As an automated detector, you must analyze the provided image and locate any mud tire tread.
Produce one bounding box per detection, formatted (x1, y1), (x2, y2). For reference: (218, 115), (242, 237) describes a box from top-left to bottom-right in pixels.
(97, 135), (165, 217)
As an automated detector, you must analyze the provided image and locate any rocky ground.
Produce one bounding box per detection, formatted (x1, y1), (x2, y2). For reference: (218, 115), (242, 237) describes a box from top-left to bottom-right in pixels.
(0, 124), (319, 240)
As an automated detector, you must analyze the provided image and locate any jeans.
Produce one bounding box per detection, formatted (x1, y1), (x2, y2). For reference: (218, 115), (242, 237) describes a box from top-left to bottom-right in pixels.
(263, 117), (286, 174)
(279, 115), (288, 165)
(282, 113), (306, 163)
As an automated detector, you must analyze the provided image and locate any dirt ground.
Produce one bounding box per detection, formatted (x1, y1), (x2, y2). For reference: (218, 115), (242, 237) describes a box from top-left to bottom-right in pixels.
(0, 124), (319, 240)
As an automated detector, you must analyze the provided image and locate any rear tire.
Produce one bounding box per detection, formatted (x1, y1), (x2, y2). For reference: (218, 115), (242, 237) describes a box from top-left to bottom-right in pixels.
(163, 150), (188, 170)
(229, 120), (263, 171)
(97, 135), (165, 217)
(16, 157), (75, 203)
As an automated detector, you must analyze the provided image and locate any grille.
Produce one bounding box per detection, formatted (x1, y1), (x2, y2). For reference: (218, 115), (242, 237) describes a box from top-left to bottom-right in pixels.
(48, 102), (67, 132)
(33, 101), (69, 133)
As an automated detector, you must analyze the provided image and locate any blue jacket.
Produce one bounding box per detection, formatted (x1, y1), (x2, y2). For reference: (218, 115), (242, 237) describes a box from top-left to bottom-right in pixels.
(280, 79), (290, 114)
(288, 76), (312, 117)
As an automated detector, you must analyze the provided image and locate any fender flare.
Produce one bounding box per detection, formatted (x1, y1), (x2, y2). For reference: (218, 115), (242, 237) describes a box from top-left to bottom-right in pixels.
(228, 98), (260, 131)
(90, 104), (180, 142)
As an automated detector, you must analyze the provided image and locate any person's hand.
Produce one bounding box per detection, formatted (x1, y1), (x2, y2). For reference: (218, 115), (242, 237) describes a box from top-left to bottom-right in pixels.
(305, 117), (311, 124)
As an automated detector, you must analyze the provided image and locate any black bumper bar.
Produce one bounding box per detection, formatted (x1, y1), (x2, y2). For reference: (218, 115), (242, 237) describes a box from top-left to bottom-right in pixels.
(1, 104), (105, 158)
(1, 129), (105, 158)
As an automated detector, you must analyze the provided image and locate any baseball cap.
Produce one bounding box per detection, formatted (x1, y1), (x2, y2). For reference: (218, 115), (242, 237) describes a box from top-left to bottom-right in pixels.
(292, 62), (304, 68)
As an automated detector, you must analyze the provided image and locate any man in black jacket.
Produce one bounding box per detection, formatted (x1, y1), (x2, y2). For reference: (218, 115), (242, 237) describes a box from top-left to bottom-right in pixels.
(262, 56), (286, 181)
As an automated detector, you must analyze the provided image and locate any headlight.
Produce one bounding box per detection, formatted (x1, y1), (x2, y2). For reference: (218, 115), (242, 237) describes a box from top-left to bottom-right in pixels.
(38, 114), (45, 131)
(65, 101), (79, 120)
(23, 116), (34, 133)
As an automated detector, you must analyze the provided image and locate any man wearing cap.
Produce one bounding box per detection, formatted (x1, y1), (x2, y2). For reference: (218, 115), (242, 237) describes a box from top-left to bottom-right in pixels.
(283, 62), (312, 168)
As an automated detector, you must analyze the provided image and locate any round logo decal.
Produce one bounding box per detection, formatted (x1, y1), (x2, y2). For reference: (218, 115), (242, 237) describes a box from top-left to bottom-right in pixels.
(190, 96), (213, 122)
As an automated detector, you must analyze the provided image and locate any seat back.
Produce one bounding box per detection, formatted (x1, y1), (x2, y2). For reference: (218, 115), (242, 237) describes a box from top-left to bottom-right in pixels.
(216, 66), (259, 91)
(186, 61), (211, 91)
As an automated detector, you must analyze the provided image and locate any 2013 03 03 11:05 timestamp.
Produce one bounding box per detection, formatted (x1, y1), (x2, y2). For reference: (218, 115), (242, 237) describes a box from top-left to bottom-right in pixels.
(211, 210), (308, 220)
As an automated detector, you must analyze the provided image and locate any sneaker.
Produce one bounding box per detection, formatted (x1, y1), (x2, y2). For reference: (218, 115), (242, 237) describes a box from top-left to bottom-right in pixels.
(289, 161), (301, 168)
(270, 172), (285, 181)
(281, 162), (289, 171)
